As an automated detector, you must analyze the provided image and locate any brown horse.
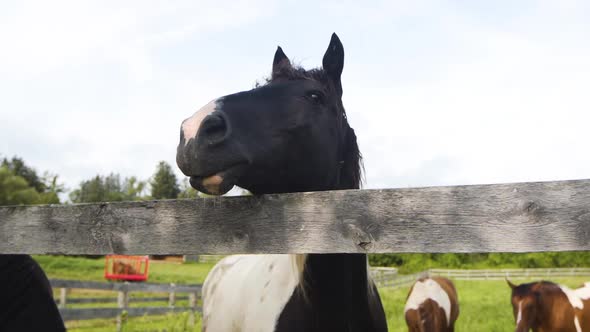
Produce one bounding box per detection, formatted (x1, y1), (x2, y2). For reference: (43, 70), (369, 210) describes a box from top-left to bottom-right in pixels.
(405, 277), (459, 332)
(508, 279), (590, 332)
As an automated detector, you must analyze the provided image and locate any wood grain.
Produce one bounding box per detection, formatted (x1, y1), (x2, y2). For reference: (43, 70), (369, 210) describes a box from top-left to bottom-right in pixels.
(2, 179), (590, 254)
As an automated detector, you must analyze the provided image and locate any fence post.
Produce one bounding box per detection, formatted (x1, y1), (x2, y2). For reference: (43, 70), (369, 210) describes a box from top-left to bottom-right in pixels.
(116, 282), (129, 332)
(188, 291), (197, 327)
(168, 283), (176, 308)
(59, 288), (68, 309)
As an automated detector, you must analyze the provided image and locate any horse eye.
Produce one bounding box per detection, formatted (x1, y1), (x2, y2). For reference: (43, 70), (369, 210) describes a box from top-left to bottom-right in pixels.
(306, 91), (323, 104)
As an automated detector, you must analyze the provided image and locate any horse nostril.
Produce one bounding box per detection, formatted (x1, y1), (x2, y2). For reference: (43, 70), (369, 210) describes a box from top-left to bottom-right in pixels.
(198, 113), (230, 146)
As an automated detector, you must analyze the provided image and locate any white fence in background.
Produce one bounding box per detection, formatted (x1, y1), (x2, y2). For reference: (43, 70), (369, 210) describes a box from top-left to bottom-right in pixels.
(429, 268), (590, 280)
(373, 268), (590, 289)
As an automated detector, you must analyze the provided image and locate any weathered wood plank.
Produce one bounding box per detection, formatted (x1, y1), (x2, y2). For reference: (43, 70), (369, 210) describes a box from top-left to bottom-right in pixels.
(2, 179), (590, 254)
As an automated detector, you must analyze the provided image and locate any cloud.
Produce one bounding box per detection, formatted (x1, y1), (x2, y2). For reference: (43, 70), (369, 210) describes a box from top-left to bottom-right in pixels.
(344, 1), (590, 188)
(0, 0), (276, 193)
(0, 0), (276, 78)
(1, 0), (589, 197)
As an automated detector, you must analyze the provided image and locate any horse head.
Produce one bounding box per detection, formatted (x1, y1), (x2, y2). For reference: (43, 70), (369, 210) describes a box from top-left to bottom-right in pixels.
(176, 33), (361, 196)
(507, 279), (540, 332)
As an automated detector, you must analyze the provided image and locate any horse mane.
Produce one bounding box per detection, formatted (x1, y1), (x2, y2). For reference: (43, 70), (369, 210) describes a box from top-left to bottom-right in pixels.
(260, 64), (329, 85)
(258, 63), (367, 299)
(513, 280), (560, 297)
(257, 64), (364, 190)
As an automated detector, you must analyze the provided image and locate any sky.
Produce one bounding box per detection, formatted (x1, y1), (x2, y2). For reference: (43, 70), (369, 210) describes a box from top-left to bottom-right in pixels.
(1, 0), (589, 198)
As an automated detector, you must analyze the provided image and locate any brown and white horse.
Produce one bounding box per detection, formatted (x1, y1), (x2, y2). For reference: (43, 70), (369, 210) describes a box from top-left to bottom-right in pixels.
(508, 279), (590, 332)
(404, 277), (459, 332)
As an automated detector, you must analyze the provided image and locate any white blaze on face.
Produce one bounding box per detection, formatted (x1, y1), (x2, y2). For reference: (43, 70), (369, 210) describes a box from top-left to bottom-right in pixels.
(404, 278), (452, 326)
(181, 99), (219, 145)
(201, 254), (301, 332)
(516, 301), (523, 324)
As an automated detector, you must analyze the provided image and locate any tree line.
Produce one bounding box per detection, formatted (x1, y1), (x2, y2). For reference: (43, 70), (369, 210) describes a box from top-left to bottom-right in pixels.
(368, 252), (590, 273)
(0, 156), (199, 206)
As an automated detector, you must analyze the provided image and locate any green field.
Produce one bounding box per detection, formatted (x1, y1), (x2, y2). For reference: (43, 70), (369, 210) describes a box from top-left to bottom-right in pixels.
(34, 255), (215, 284)
(36, 256), (590, 332)
(36, 255), (208, 331)
(380, 277), (590, 332)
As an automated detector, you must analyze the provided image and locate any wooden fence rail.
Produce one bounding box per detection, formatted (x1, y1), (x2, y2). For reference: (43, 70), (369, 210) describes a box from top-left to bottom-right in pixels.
(1, 179), (590, 255)
(50, 279), (201, 330)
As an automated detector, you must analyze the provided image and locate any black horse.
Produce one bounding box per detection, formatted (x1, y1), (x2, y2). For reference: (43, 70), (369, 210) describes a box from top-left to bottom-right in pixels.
(177, 34), (388, 332)
(0, 255), (65, 331)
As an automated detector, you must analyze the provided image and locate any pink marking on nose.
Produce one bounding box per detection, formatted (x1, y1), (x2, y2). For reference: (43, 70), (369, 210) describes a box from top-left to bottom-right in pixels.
(182, 99), (218, 144)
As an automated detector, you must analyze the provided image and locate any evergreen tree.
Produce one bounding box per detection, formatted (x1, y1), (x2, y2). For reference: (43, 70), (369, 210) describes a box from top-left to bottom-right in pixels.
(150, 161), (180, 199)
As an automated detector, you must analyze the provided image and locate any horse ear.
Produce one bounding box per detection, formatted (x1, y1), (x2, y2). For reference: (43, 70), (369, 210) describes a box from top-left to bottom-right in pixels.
(272, 46), (291, 77)
(506, 278), (517, 289)
(322, 33), (344, 94)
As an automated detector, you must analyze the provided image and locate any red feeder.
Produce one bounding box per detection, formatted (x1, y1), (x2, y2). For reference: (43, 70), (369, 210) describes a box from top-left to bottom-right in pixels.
(104, 255), (149, 282)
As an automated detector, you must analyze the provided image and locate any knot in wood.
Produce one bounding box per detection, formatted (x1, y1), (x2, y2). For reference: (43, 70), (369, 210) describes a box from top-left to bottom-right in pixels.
(232, 231), (249, 243)
(343, 222), (373, 252)
(141, 201), (156, 209)
(521, 200), (543, 216)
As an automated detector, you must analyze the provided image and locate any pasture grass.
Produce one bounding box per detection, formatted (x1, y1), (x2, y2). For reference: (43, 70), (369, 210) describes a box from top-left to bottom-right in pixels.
(34, 255), (214, 284)
(380, 277), (590, 332)
(35, 255), (209, 332)
(65, 312), (201, 332)
(35, 255), (590, 331)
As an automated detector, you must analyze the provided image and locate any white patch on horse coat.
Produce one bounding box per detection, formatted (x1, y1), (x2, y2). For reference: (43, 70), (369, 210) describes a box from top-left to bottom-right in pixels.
(202, 254), (300, 332)
(560, 285), (585, 309)
(181, 99), (218, 144)
(404, 278), (452, 326)
(574, 316), (582, 332)
(516, 301), (523, 324)
(559, 282), (590, 332)
(574, 283), (590, 301)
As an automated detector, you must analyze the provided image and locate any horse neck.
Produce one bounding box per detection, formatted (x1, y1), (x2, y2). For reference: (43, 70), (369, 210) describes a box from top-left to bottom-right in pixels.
(297, 173), (372, 305)
(523, 287), (560, 331)
(277, 254), (384, 331)
(537, 290), (572, 331)
(299, 174), (369, 300)
(301, 253), (371, 304)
